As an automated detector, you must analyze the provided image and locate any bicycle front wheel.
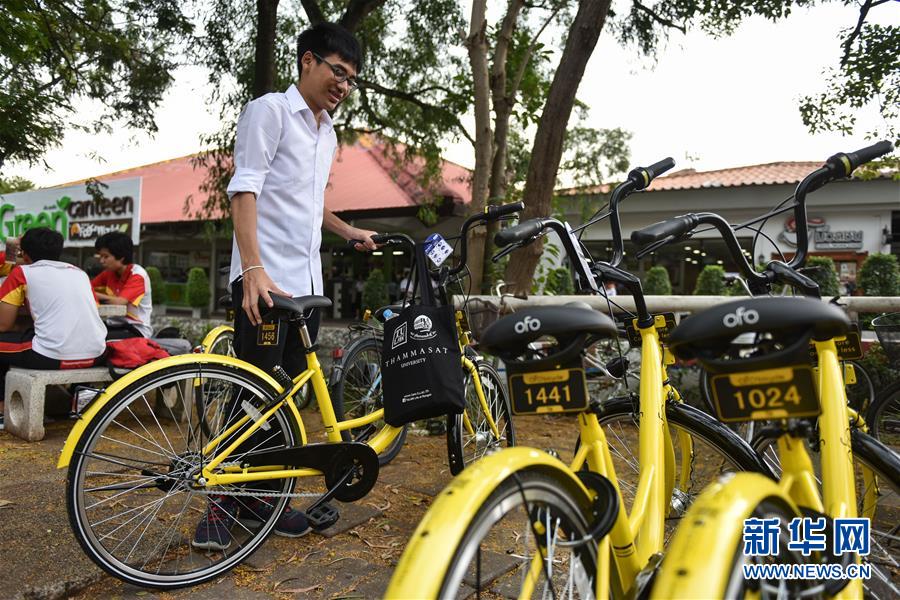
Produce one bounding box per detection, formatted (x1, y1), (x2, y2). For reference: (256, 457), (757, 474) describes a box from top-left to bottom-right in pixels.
(66, 361), (299, 589)
(653, 478), (818, 599)
(332, 334), (407, 465)
(446, 361), (516, 475)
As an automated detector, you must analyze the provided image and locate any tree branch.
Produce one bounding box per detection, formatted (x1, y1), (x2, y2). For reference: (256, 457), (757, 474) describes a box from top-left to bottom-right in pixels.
(299, 0), (325, 25)
(632, 0), (686, 34)
(359, 79), (475, 144)
(841, 0), (874, 66)
(510, 5), (561, 99)
(340, 0), (388, 32)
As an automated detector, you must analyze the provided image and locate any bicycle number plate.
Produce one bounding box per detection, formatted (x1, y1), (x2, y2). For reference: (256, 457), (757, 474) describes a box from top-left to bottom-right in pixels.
(709, 365), (819, 423)
(624, 312), (677, 346)
(508, 368), (588, 416)
(808, 321), (862, 361)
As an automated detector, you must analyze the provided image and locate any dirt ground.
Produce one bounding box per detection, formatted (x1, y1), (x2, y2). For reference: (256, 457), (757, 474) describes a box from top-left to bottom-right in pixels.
(0, 402), (582, 600)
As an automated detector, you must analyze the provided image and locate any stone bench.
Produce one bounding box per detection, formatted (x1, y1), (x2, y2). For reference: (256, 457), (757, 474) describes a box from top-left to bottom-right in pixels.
(4, 367), (112, 442)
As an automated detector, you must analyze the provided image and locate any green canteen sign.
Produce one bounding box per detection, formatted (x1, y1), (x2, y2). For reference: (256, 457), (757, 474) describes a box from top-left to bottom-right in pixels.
(0, 178), (141, 247)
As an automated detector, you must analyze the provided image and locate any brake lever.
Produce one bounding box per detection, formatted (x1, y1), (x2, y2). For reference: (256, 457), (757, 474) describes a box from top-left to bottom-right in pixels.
(491, 243), (520, 263)
(635, 236), (675, 259)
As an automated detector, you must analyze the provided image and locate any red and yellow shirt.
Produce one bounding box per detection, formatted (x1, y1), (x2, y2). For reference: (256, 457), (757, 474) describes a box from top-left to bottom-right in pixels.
(92, 264), (153, 337)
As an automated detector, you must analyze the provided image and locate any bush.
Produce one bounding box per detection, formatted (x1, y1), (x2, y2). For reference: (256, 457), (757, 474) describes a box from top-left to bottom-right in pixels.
(185, 267), (211, 309)
(693, 265), (726, 295)
(145, 266), (167, 305)
(362, 270), (389, 311)
(806, 256), (840, 297)
(544, 267), (574, 295)
(859, 253), (900, 297)
(642, 266), (672, 295)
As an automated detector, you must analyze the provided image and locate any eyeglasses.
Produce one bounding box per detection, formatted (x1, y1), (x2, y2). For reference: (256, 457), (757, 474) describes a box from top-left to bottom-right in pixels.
(312, 53), (359, 91)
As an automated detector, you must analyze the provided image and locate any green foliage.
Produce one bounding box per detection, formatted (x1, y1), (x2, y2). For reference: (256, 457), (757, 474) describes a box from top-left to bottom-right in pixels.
(185, 267), (211, 309)
(0, 0), (192, 167)
(362, 270), (389, 311)
(0, 176), (34, 194)
(544, 267), (574, 295)
(859, 253), (900, 296)
(854, 343), (899, 392)
(145, 266), (167, 306)
(806, 256), (841, 297)
(642, 266), (672, 295)
(693, 265), (726, 295)
(799, 22), (899, 138)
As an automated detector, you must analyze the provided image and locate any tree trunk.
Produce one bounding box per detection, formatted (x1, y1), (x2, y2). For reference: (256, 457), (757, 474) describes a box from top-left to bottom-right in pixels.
(253, 0), (280, 99)
(504, 0), (611, 293)
(464, 0), (493, 293)
(480, 0), (524, 292)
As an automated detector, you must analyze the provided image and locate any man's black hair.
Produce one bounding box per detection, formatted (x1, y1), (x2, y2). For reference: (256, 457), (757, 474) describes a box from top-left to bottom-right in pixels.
(21, 227), (64, 262)
(297, 22), (363, 79)
(95, 231), (133, 264)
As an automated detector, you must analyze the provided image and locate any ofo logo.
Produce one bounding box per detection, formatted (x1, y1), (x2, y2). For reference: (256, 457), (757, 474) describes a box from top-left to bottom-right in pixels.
(723, 306), (759, 328)
(514, 315), (541, 334)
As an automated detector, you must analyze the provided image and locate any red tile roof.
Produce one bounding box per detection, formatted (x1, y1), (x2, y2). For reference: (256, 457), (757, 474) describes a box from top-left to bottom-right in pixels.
(559, 162), (832, 195)
(59, 137), (472, 224)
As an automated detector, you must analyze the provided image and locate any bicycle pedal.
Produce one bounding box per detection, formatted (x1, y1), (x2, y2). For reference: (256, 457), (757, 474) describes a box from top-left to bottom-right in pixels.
(307, 502), (340, 531)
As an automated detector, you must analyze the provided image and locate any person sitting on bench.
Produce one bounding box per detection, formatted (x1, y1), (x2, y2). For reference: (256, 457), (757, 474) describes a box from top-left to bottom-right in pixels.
(91, 232), (153, 339)
(0, 228), (108, 419)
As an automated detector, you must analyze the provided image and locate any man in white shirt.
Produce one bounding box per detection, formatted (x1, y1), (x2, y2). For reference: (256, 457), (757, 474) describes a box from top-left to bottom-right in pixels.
(194, 22), (376, 550)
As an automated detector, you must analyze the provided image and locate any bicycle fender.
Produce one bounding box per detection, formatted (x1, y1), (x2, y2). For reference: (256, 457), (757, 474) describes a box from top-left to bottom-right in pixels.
(652, 473), (799, 598)
(57, 353), (286, 469)
(385, 447), (594, 599)
(199, 325), (234, 352)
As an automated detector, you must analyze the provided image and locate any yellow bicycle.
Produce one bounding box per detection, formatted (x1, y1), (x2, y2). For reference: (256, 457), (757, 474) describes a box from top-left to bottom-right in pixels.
(57, 204), (520, 589)
(642, 141), (899, 598)
(385, 159), (770, 598)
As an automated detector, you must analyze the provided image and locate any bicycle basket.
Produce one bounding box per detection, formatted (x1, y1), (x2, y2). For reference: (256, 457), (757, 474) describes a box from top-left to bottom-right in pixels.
(465, 298), (502, 340)
(872, 313), (900, 368)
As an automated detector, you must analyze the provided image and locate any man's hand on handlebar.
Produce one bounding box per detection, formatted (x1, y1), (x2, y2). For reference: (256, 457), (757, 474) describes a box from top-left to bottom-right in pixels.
(347, 228), (379, 251)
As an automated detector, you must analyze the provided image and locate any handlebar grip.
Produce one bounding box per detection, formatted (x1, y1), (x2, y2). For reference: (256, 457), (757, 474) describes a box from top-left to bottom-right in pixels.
(627, 157), (675, 190)
(485, 201), (524, 219)
(370, 234), (390, 245)
(827, 140), (894, 177)
(494, 218), (544, 247)
(630, 214), (698, 246)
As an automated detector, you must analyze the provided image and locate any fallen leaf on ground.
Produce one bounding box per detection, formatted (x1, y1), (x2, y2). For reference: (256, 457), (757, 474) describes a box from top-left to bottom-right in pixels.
(0, 500), (13, 509)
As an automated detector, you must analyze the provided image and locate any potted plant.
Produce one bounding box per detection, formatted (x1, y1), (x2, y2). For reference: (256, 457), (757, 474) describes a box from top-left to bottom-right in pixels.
(146, 266), (167, 316)
(185, 267), (211, 319)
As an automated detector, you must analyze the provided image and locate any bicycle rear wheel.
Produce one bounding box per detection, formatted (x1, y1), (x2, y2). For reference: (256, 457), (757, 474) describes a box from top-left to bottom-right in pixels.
(66, 361), (298, 589)
(446, 361), (516, 475)
(592, 396), (769, 542)
(868, 379), (900, 454)
(332, 334), (407, 465)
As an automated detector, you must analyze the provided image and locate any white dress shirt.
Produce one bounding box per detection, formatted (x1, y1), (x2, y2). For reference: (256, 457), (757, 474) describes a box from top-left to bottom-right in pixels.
(227, 84), (337, 296)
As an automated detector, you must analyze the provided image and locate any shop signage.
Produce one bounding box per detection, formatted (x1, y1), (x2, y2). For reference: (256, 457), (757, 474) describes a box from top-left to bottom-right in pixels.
(0, 178), (141, 247)
(779, 216), (863, 250)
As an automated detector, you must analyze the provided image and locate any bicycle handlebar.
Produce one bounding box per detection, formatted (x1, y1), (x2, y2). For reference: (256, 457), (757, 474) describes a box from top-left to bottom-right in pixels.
(485, 201), (525, 219)
(630, 214), (698, 246)
(607, 157), (675, 267)
(494, 218), (545, 247)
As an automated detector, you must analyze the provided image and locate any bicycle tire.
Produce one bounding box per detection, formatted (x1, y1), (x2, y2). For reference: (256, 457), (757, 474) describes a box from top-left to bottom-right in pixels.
(752, 428), (900, 596)
(438, 470), (599, 598)
(203, 328), (235, 357)
(654, 485), (819, 599)
(867, 378), (900, 454)
(66, 361), (298, 589)
(446, 360), (516, 475)
(846, 359), (876, 414)
(331, 334), (407, 465)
